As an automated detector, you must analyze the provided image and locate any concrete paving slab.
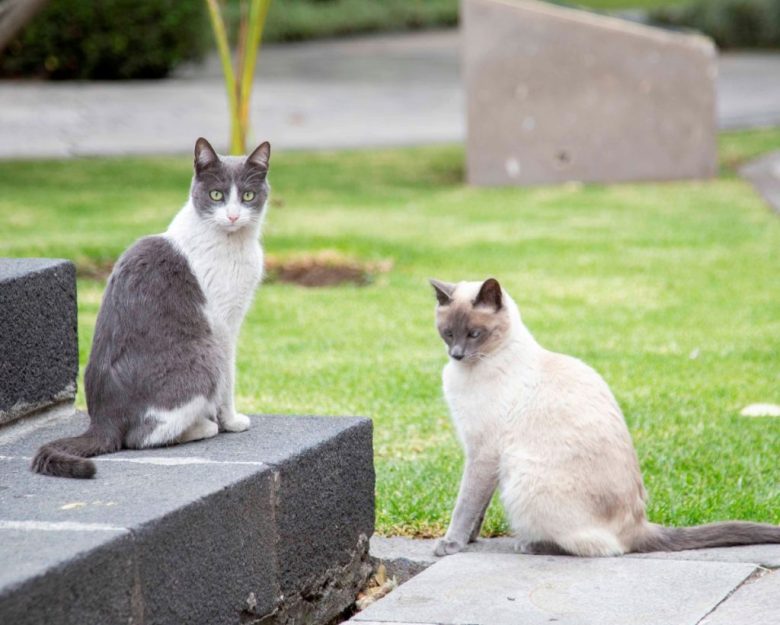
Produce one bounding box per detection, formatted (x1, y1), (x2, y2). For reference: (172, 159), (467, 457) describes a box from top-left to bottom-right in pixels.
(702, 569), (780, 625)
(352, 552), (758, 625)
(0, 31), (778, 159)
(371, 536), (519, 582)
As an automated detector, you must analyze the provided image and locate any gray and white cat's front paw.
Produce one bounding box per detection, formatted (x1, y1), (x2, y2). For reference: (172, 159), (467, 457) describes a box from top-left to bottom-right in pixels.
(220, 412), (251, 432)
(434, 537), (466, 557)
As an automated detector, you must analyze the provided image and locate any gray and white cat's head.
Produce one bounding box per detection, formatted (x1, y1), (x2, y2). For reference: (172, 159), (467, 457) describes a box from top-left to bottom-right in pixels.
(189, 137), (271, 233)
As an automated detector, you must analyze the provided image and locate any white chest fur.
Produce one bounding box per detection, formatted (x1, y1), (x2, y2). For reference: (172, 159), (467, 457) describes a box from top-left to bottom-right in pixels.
(165, 202), (263, 336)
(443, 342), (540, 452)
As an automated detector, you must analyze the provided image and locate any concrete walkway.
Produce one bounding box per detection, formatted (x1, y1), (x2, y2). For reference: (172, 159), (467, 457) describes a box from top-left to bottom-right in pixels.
(740, 150), (780, 214)
(360, 536), (780, 624)
(1, 31), (780, 159)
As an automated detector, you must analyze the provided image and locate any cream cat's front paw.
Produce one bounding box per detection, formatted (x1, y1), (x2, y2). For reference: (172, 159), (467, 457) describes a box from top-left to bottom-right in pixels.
(434, 537), (465, 557)
(221, 412), (251, 432)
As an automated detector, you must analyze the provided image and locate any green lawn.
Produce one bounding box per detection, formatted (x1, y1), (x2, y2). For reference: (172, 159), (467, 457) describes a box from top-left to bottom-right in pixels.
(1, 129), (779, 536)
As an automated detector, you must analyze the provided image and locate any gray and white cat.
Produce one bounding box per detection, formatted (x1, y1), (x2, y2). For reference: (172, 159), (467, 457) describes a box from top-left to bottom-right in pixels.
(32, 138), (271, 478)
(430, 277), (780, 556)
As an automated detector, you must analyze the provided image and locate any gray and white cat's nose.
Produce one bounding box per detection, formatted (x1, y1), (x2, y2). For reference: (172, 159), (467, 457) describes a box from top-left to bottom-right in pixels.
(227, 214), (239, 223)
(450, 346), (465, 360)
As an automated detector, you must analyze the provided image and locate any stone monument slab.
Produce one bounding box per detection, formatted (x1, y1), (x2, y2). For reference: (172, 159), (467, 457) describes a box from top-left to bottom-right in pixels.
(463, 0), (717, 186)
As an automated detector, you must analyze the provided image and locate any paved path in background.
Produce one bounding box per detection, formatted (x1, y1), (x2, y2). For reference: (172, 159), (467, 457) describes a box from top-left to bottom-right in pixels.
(1, 30), (780, 158)
(359, 536), (780, 625)
(740, 150), (780, 214)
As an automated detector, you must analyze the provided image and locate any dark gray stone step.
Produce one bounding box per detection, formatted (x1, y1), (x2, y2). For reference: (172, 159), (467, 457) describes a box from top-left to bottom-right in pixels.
(0, 411), (375, 625)
(0, 258), (78, 426)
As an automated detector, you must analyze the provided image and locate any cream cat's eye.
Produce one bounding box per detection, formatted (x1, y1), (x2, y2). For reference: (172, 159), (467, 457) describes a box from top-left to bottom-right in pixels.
(209, 190), (223, 201)
(242, 191), (256, 202)
(468, 329), (482, 339)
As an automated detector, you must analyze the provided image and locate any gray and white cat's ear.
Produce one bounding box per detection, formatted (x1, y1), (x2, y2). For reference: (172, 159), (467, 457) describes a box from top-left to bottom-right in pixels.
(429, 278), (455, 306)
(194, 137), (219, 172)
(474, 278), (502, 311)
(247, 141), (271, 171)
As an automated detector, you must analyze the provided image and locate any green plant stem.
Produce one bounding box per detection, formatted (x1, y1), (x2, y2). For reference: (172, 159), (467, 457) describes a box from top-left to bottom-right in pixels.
(205, 0), (242, 154)
(238, 0), (272, 152)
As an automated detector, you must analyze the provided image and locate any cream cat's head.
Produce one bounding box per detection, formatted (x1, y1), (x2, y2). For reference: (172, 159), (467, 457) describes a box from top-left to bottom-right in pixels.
(430, 278), (512, 363)
(190, 137), (271, 233)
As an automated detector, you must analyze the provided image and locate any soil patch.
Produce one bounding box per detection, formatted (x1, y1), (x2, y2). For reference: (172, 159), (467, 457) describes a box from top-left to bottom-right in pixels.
(265, 252), (391, 287)
(76, 251), (391, 288)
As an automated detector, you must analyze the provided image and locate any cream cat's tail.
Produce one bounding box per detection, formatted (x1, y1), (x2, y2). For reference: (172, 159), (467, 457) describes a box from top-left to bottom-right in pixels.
(31, 428), (120, 479)
(631, 521), (780, 553)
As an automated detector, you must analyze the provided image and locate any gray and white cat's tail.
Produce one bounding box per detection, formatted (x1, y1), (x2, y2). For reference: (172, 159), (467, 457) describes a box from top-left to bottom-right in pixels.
(631, 521), (780, 553)
(31, 428), (120, 479)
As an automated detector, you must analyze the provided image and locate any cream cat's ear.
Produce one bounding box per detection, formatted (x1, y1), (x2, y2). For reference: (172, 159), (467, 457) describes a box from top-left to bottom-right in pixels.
(474, 278), (502, 311)
(429, 278), (455, 306)
(194, 137), (219, 172)
(247, 141), (271, 171)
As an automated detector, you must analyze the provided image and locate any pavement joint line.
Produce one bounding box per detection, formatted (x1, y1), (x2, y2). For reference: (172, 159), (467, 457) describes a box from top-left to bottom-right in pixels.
(693, 566), (766, 625)
(0, 454), (267, 466)
(0, 520), (128, 532)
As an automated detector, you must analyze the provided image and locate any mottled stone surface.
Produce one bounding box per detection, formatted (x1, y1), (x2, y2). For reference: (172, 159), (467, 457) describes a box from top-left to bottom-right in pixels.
(0, 259), (78, 426)
(463, 0), (717, 186)
(0, 412), (375, 625)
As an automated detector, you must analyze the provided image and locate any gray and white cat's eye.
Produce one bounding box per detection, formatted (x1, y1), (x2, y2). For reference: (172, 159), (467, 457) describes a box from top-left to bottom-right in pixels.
(209, 190), (224, 201)
(242, 191), (256, 202)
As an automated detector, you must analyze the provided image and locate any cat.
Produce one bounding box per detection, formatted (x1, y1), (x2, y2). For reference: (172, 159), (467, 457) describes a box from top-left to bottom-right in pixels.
(430, 277), (780, 557)
(32, 137), (271, 479)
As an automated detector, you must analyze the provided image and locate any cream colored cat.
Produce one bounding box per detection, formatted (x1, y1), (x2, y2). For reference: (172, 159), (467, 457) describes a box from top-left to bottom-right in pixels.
(430, 277), (780, 557)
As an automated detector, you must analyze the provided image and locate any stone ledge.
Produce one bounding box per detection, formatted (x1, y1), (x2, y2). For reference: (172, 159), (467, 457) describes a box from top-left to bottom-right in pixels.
(0, 410), (375, 625)
(0, 258), (78, 426)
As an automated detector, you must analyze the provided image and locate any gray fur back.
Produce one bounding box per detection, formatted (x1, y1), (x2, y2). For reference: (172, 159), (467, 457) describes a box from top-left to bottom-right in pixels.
(85, 235), (222, 446)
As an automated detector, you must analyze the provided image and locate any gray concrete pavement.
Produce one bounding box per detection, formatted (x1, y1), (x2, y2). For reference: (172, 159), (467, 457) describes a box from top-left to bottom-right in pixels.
(1, 31), (779, 159)
(364, 536), (780, 625)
